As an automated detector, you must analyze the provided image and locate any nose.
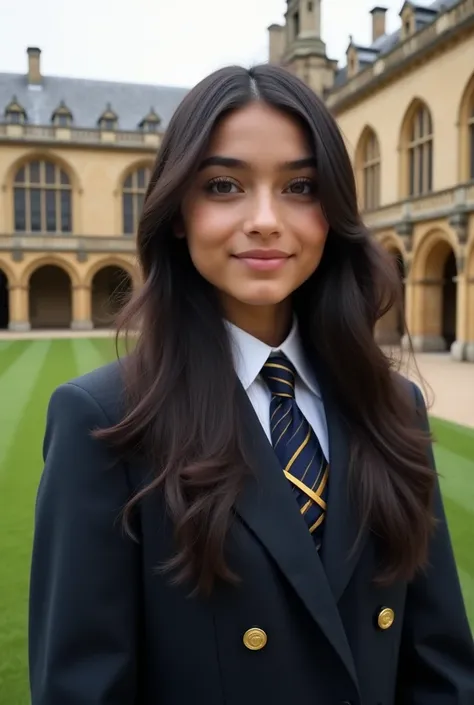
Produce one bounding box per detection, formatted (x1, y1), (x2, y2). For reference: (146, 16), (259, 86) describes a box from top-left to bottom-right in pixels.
(243, 189), (281, 240)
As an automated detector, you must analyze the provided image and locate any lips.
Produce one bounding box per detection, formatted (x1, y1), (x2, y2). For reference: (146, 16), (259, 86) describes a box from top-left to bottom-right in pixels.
(233, 250), (292, 272)
(234, 250), (290, 259)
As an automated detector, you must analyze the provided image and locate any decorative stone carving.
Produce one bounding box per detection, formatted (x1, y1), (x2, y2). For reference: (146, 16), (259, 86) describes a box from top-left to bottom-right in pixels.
(449, 210), (469, 245)
(395, 219), (413, 252)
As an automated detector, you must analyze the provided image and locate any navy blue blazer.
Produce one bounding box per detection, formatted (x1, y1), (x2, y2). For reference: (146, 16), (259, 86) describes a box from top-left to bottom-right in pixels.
(28, 360), (474, 705)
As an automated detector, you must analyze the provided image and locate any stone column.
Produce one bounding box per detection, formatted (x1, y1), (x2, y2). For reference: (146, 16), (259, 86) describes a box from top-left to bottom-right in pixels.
(450, 255), (467, 361)
(449, 211), (470, 361)
(404, 278), (446, 352)
(71, 284), (93, 330)
(465, 274), (474, 362)
(8, 284), (30, 331)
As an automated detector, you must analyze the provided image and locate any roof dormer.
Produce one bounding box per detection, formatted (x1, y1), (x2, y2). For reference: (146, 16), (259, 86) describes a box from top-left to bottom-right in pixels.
(51, 100), (73, 127)
(4, 95), (27, 124)
(98, 103), (118, 131)
(138, 107), (161, 133)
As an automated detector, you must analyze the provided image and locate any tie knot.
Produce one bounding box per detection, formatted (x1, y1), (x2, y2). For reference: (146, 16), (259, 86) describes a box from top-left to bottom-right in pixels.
(260, 355), (296, 398)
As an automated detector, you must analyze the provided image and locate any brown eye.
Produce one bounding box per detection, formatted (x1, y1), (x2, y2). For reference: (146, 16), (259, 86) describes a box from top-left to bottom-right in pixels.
(207, 178), (240, 194)
(285, 179), (315, 195)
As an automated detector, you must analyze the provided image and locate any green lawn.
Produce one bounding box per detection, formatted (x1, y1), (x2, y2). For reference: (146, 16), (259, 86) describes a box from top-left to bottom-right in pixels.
(0, 338), (473, 705)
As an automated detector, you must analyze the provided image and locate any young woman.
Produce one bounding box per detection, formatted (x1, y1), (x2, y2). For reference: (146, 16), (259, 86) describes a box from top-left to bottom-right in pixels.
(29, 64), (474, 705)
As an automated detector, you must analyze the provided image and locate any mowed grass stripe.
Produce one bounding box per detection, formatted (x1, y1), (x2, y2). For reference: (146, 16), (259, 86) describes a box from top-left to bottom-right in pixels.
(433, 445), (474, 514)
(0, 341), (51, 472)
(441, 494), (474, 579)
(457, 568), (474, 630)
(71, 338), (114, 377)
(0, 340), (34, 382)
(431, 415), (474, 456)
(0, 340), (78, 705)
(89, 335), (124, 365)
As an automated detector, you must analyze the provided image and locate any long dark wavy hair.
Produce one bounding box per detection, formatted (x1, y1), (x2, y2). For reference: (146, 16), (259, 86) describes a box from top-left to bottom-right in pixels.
(97, 64), (435, 595)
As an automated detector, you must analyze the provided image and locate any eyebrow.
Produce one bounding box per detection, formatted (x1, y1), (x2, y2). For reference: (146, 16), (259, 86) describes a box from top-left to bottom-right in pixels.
(198, 156), (317, 171)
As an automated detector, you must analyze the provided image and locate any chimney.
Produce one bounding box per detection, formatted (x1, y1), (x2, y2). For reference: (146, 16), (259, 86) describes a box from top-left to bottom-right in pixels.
(27, 47), (42, 85)
(370, 7), (388, 42)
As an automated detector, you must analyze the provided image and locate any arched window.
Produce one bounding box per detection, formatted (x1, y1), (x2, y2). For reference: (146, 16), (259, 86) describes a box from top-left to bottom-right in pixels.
(122, 166), (151, 235)
(361, 129), (381, 210)
(457, 73), (474, 182)
(13, 160), (72, 233)
(407, 104), (433, 197)
(468, 95), (474, 180)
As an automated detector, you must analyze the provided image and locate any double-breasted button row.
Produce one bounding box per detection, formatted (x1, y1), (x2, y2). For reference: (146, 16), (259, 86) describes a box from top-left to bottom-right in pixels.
(242, 607), (395, 652)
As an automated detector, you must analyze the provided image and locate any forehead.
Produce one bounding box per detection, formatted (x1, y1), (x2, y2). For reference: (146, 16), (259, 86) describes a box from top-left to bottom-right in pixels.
(206, 102), (311, 160)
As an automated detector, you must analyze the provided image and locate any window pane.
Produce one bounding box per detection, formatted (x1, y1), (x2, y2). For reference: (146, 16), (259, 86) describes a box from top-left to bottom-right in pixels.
(30, 189), (42, 231)
(45, 162), (55, 184)
(137, 169), (146, 188)
(409, 149), (415, 196)
(46, 190), (56, 231)
(14, 167), (25, 184)
(417, 147), (424, 195)
(427, 141), (433, 192)
(470, 124), (474, 180)
(60, 169), (70, 186)
(124, 174), (132, 189)
(14, 188), (26, 231)
(136, 193), (144, 223)
(123, 193), (134, 234)
(60, 191), (72, 232)
(29, 161), (40, 184)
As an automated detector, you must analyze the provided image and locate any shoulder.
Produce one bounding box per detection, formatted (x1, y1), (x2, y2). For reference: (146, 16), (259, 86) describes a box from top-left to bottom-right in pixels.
(391, 370), (424, 406)
(48, 359), (126, 430)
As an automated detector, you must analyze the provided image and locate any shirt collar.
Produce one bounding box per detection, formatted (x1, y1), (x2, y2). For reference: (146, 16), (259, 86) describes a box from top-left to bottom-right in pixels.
(226, 317), (321, 398)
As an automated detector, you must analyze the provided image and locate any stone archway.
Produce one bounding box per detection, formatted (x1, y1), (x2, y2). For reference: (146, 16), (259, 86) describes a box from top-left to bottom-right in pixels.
(375, 247), (406, 346)
(466, 244), (474, 362)
(0, 269), (9, 329)
(442, 250), (457, 349)
(91, 266), (133, 328)
(29, 265), (72, 329)
(413, 238), (457, 352)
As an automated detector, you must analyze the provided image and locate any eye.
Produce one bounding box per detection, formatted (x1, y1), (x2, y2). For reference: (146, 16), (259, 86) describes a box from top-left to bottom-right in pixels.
(206, 177), (241, 195)
(285, 178), (316, 196)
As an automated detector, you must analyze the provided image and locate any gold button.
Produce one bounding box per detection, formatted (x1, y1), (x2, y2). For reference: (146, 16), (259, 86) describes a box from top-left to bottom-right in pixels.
(377, 607), (395, 630)
(243, 627), (267, 650)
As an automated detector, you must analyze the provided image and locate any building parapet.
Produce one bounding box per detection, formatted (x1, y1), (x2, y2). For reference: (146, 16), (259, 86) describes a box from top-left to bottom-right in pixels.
(0, 123), (161, 151)
(326, 0), (474, 112)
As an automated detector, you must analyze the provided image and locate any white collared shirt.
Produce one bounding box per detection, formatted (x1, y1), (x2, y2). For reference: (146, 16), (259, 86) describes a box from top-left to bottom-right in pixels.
(226, 319), (329, 461)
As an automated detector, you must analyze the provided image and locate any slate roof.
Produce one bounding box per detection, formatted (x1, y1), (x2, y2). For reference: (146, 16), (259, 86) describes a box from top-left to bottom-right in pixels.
(332, 0), (460, 89)
(0, 69), (189, 131)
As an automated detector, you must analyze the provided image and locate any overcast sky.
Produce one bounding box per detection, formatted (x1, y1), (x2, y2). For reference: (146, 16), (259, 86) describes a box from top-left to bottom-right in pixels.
(0, 0), (434, 88)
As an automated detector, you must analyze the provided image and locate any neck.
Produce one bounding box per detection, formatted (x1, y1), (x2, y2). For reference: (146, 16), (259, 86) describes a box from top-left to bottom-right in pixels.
(223, 298), (293, 347)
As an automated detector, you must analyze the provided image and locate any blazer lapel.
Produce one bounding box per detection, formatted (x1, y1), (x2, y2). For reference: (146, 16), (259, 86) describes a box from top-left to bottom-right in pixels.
(316, 364), (368, 603)
(234, 383), (359, 692)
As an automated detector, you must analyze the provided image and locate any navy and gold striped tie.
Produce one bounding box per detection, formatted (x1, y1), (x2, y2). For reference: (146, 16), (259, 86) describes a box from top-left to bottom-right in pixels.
(260, 354), (329, 547)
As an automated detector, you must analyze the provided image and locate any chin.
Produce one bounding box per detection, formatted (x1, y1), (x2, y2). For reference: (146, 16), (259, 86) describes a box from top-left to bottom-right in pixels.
(234, 286), (290, 308)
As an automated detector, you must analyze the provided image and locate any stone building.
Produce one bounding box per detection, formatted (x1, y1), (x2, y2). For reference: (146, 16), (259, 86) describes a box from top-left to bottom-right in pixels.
(0, 48), (187, 331)
(269, 0), (474, 361)
(1, 0), (474, 362)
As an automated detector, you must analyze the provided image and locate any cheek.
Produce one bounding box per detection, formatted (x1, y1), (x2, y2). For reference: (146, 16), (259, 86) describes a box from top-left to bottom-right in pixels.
(295, 205), (329, 250)
(184, 202), (235, 251)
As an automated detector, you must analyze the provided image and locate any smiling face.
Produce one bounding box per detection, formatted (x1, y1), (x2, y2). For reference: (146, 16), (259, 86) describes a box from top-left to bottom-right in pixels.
(180, 101), (329, 331)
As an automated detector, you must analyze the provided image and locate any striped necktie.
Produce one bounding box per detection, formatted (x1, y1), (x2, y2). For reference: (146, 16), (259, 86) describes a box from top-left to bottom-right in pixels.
(260, 354), (329, 547)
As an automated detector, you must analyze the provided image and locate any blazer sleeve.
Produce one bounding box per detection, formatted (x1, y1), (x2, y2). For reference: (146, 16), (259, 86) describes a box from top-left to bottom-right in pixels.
(29, 382), (141, 705)
(396, 383), (474, 704)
